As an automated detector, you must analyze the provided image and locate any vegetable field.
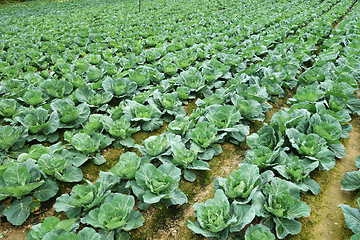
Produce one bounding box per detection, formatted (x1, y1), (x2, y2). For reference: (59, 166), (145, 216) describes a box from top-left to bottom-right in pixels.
(0, 0), (360, 239)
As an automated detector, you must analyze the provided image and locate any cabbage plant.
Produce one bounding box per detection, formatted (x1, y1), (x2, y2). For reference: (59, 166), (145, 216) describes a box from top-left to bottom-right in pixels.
(244, 224), (275, 240)
(101, 116), (140, 147)
(123, 100), (163, 131)
(50, 98), (90, 128)
(273, 154), (320, 194)
(244, 146), (285, 169)
(214, 163), (273, 204)
(75, 86), (113, 107)
(102, 77), (137, 98)
(231, 94), (267, 121)
(20, 89), (46, 106)
(81, 193), (144, 239)
(0, 125), (27, 151)
(27, 217), (80, 240)
(42, 79), (73, 99)
(54, 172), (119, 218)
(151, 90), (185, 117)
(0, 99), (20, 117)
(15, 107), (59, 142)
(109, 152), (143, 179)
(168, 116), (195, 136)
(204, 104), (249, 144)
(138, 133), (178, 161)
(286, 128), (335, 170)
(187, 189), (255, 240)
(169, 141), (210, 182)
(190, 122), (222, 148)
(65, 131), (113, 159)
(177, 67), (206, 92)
(37, 149), (85, 183)
(0, 160), (58, 225)
(126, 163), (187, 209)
(247, 125), (284, 150)
(254, 178), (311, 239)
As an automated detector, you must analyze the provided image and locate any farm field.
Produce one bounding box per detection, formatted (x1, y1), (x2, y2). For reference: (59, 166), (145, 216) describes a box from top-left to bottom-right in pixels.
(1, 0), (360, 239)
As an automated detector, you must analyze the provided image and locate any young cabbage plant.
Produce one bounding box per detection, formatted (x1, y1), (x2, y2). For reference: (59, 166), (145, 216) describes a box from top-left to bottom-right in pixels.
(0, 125), (27, 151)
(83, 114), (108, 133)
(102, 77), (137, 98)
(144, 48), (162, 63)
(19, 88), (47, 106)
(54, 172), (119, 218)
(15, 107), (59, 142)
(306, 113), (345, 158)
(195, 88), (229, 108)
(65, 131), (113, 164)
(247, 125), (284, 150)
(253, 178), (311, 239)
(290, 84), (325, 103)
(109, 152), (144, 180)
(81, 193), (144, 240)
(27, 217), (80, 240)
(0, 79), (27, 99)
(127, 66), (152, 89)
(204, 104), (249, 144)
(0, 99), (21, 118)
(189, 121), (223, 149)
(201, 59), (231, 84)
(273, 154), (320, 195)
(0, 160), (58, 225)
(42, 79), (73, 99)
(339, 198), (360, 240)
(244, 146), (285, 169)
(270, 109), (311, 134)
(37, 149), (86, 183)
(168, 115), (195, 136)
(244, 224), (275, 240)
(231, 94), (267, 122)
(235, 83), (269, 104)
(150, 90), (185, 117)
(101, 116), (140, 148)
(187, 189), (256, 240)
(123, 100), (163, 131)
(168, 141), (210, 182)
(75, 86), (113, 107)
(177, 67), (206, 93)
(214, 163), (273, 204)
(17, 142), (64, 162)
(286, 128), (335, 170)
(138, 133), (177, 162)
(126, 163), (187, 210)
(50, 98), (90, 129)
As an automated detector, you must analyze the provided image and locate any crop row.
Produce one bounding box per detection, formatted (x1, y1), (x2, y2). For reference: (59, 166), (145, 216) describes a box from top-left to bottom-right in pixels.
(187, 1), (360, 239)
